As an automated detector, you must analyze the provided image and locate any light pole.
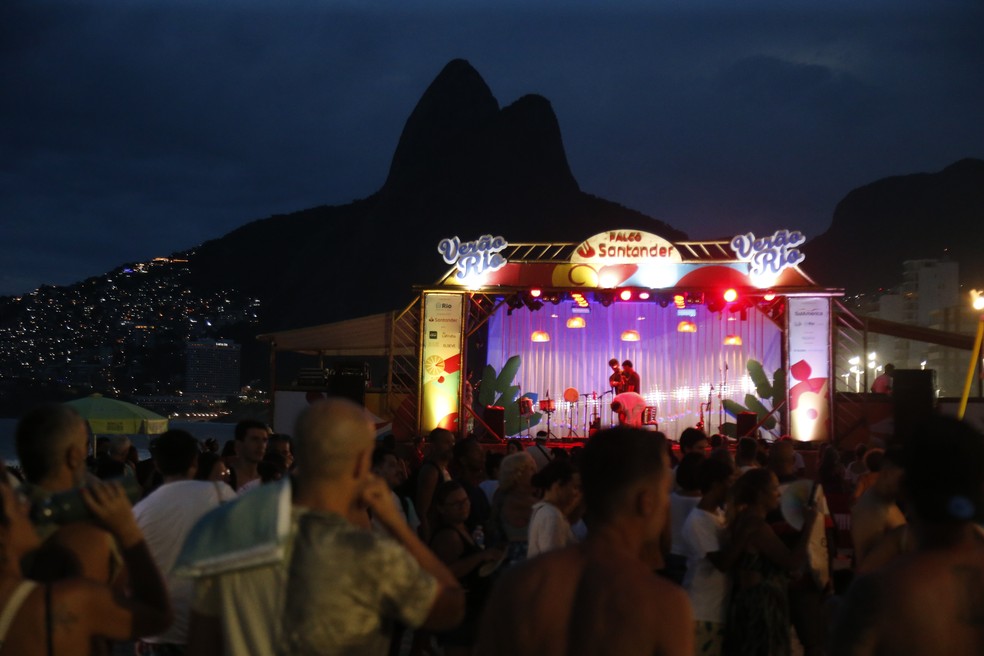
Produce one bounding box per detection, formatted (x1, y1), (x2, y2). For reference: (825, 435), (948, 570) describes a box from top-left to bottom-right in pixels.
(958, 290), (984, 419)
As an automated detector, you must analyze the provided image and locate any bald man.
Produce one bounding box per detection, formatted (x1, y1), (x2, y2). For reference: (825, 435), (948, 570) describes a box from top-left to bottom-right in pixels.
(183, 398), (464, 656)
(476, 427), (692, 656)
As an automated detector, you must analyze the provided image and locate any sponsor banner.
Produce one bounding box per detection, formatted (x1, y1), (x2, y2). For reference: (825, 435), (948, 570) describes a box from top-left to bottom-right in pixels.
(571, 230), (683, 265)
(420, 293), (465, 432)
(787, 297), (831, 442)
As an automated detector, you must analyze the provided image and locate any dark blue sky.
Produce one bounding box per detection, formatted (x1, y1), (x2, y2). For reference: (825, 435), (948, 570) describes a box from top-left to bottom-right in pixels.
(2, 0), (982, 296)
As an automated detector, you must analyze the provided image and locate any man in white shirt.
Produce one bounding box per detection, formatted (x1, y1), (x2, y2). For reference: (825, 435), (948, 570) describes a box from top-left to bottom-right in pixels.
(134, 429), (237, 653)
(611, 392), (647, 427)
(681, 457), (745, 656)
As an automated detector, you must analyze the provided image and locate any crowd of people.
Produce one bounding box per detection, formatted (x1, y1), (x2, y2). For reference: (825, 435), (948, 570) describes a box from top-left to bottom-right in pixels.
(0, 399), (982, 655)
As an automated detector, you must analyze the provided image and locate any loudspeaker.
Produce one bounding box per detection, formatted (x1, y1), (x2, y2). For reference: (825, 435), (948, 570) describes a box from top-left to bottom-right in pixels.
(892, 369), (936, 444)
(330, 373), (366, 405)
(736, 411), (757, 438)
(484, 405), (505, 441)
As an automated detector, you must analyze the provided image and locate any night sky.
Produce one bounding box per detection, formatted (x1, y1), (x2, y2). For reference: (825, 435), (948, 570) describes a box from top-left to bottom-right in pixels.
(2, 0), (982, 297)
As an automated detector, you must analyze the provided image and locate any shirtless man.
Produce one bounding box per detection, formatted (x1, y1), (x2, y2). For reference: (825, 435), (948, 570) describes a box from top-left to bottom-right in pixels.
(830, 415), (984, 655)
(476, 427), (692, 656)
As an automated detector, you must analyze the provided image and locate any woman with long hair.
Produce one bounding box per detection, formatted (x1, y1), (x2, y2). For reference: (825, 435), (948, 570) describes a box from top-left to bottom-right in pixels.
(723, 467), (817, 656)
(429, 481), (504, 656)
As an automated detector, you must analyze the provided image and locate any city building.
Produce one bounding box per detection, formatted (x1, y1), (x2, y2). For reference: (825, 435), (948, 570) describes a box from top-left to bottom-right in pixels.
(184, 339), (242, 401)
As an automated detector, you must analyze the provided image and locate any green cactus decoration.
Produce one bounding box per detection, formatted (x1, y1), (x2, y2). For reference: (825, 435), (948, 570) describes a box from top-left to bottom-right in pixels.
(720, 359), (785, 438)
(477, 355), (541, 438)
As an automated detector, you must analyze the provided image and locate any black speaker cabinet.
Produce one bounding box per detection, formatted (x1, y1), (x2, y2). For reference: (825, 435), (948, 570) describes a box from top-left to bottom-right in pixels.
(892, 368), (936, 444)
(330, 373), (366, 405)
(484, 405), (505, 441)
(736, 411), (758, 438)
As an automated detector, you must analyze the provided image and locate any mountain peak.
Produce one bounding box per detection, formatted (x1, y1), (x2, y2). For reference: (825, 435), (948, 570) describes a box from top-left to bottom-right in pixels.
(379, 59), (582, 213)
(382, 59), (499, 194)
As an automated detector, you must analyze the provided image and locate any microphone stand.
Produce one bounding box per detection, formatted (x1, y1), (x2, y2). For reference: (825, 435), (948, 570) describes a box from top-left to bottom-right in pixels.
(718, 363), (728, 433)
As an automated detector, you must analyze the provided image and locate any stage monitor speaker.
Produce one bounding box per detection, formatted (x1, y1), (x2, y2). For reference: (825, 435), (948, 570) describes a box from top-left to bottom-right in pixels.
(736, 411), (757, 438)
(892, 368), (936, 444)
(484, 405), (505, 441)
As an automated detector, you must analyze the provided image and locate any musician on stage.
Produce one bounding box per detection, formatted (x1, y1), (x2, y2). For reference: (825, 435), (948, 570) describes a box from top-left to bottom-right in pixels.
(608, 358), (626, 394)
(621, 360), (640, 393)
(611, 391), (647, 427)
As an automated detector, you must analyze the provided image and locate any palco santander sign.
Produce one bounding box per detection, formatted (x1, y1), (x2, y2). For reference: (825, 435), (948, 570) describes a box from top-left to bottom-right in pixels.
(572, 230), (683, 265)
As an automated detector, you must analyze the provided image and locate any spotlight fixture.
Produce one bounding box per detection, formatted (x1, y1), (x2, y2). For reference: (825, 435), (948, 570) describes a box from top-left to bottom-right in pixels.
(620, 330), (641, 342)
(506, 294), (524, 315)
(566, 316), (586, 328)
(529, 288), (542, 298)
(619, 289), (633, 302)
(595, 291), (615, 307)
(542, 291), (563, 304)
(531, 330), (551, 342)
(724, 334), (743, 346)
(685, 291), (704, 305)
(518, 291), (543, 311)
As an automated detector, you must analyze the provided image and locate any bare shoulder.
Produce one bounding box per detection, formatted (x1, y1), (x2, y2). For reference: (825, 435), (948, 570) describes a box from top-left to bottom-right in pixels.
(834, 545), (984, 655)
(570, 557), (693, 656)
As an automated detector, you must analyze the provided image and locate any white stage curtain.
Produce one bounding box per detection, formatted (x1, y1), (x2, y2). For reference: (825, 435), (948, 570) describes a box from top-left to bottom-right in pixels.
(486, 300), (782, 440)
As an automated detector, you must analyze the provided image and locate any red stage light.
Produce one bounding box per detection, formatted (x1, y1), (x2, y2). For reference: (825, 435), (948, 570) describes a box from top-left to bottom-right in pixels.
(723, 288), (738, 303)
(619, 289), (633, 301)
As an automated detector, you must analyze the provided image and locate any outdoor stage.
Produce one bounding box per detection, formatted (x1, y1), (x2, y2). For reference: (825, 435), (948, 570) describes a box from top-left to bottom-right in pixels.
(423, 229), (838, 444)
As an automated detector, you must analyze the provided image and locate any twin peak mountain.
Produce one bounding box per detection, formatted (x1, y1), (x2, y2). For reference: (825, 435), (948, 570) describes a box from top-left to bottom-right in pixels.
(187, 59), (984, 331)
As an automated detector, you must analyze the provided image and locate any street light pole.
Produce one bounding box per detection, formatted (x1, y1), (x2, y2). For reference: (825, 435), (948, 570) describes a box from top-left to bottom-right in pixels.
(957, 290), (984, 420)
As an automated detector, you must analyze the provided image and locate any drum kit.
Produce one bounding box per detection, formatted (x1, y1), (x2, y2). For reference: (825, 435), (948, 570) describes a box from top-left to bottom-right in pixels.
(537, 392), (557, 439)
(536, 387), (611, 437)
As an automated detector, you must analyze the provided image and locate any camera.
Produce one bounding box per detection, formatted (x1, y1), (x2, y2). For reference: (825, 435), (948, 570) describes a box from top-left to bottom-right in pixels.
(30, 477), (142, 525)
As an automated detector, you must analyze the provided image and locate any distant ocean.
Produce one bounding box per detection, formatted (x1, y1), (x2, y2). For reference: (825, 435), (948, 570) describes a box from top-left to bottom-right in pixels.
(0, 417), (240, 465)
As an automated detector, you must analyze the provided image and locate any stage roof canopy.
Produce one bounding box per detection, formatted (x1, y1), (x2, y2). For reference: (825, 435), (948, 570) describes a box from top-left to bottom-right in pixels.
(257, 311), (412, 357)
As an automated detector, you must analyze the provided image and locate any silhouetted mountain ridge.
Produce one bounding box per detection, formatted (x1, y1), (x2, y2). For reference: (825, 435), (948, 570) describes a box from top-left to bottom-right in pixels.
(803, 158), (984, 293)
(189, 59), (684, 330)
